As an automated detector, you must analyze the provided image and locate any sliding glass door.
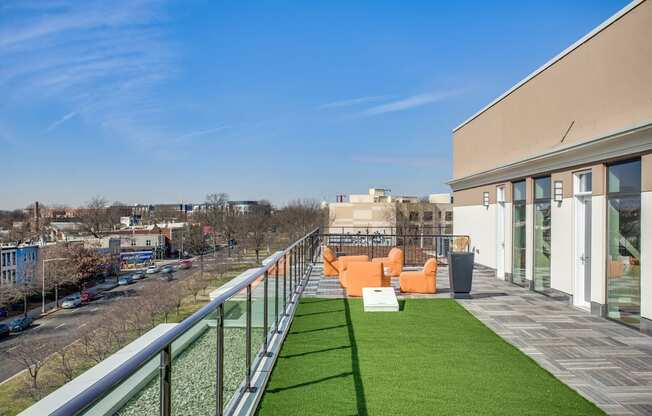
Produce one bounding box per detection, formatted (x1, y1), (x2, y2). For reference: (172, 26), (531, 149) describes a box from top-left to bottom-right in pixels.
(511, 181), (526, 285)
(533, 177), (551, 293)
(606, 160), (641, 328)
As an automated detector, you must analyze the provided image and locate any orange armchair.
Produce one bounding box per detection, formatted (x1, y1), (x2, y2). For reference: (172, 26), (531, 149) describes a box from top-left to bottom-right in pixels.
(372, 247), (404, 276)
(342, 261), (384, 297)
(399, 258), (437, 294)
(323, 246), (369, 279)
(338, 254), (370, 286)
(323, 246), (340, 276)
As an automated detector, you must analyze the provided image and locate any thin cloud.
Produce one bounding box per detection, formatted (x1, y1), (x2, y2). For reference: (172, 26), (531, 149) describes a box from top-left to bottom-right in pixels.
(319, 95), (389, 110)
(0, 0), (173, 145)
(174, 126), (230, 141)
(46, 110), (78, 132)
(360, 90), (464, 116)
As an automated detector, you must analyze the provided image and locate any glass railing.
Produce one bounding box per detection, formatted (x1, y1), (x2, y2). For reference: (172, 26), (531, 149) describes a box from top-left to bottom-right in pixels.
(49, 229), (320, 416)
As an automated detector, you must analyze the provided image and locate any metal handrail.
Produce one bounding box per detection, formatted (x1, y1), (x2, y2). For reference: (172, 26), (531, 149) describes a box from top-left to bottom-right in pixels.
(51, 228), (320, 416)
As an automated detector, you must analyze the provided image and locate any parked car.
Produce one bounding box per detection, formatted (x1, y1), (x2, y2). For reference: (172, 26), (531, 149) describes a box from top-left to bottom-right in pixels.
(118, 276), (134, 285)
(0, 307), (7, 318)
(61, 294), (82, 309)
(161, 265), (174, 274)
(145, 265), (160, 274)
(81, 288), (101, 304)
(132, 271), (145, 280)
(178, 259), (192, 270)
(159, 273), (174, 282)
(9, 316), (32, 332)
(0, 324), (10, 339)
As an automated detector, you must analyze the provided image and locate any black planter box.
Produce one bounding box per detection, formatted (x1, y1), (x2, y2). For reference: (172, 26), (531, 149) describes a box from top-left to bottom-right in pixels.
(448, 252), (474, 299)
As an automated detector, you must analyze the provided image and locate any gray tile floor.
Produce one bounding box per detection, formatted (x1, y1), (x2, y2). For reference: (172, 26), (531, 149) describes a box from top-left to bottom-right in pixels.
(303, 262), (652, 415)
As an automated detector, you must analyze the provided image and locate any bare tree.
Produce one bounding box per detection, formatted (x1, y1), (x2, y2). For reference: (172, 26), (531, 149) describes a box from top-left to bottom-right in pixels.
(52, 343), (77, 383)
(66, 244), (107, 290)
(276, 199), (325, 241)
(238, 201), (273, 263)
(78, 322), (114, 364)
(78, 196), (110, 237)
(42, 243), (75, 308)
(8, 337), (56, 399)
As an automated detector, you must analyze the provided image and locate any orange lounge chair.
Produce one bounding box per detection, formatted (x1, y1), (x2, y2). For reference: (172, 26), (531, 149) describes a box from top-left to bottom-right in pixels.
(399, 258), (437, 294)
(372, 247), (404, 276)
(322, 246), (368, 278)
(338, 255), (370, 287)
(342, 261), (384, 297)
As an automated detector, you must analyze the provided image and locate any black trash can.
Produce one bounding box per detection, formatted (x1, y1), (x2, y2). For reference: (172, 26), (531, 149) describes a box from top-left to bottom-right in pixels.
(448, 252), (475, 299)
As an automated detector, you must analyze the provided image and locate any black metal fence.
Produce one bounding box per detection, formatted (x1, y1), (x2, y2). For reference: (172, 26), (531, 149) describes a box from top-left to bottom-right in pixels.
(320, 233), (470, 266)
(323, 225), (453, 235)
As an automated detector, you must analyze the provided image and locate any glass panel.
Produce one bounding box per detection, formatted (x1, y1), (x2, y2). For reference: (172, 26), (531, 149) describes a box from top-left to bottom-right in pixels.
(109, 354), (160, 416)
(511, 203), (526, 285)
(269, 267), (279, 334)
(534, 177), (551, 200)
(513, 181), (526, 201)
(223, 288), (248, 409)
(578, 172), (592, 193)
(533, 201), (551, 292)
(251, 276), (266, 371)
(607, 196), (641, 327)
(608, 160), (641, 194)
(171, 311), (217, 415)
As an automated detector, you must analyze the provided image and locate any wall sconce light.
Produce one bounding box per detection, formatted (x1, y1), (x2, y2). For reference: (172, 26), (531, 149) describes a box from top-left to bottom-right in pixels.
(482, 192), (490, 208)
(553, 181), (563, 202)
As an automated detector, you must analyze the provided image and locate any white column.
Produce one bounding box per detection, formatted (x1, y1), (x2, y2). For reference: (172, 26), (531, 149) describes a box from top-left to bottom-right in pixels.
(591, 194), (606, 308)
(641, 191), (652, 321)
(550, 198), (573, 294)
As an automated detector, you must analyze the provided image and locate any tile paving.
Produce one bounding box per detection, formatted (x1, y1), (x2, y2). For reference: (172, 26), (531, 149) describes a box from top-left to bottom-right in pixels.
(303, 261), (652, 415)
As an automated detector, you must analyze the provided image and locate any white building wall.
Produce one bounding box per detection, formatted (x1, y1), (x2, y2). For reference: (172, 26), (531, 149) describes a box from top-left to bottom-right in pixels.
(641, 191), (652, 321)
(551, 198), (573, 294)
(453, 204), (496, 269)
(591, 195), (607, 306)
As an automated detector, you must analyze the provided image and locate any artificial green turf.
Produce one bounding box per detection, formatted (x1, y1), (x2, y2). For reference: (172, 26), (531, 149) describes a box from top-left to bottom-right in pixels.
(257, 298), (604, 416)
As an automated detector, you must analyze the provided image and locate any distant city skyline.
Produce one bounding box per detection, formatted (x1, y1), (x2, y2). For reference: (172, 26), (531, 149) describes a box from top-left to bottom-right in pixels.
(0, 0), (629, 210)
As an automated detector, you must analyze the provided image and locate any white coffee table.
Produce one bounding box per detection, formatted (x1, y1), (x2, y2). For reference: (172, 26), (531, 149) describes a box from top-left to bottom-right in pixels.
(362, 287), (399, 312)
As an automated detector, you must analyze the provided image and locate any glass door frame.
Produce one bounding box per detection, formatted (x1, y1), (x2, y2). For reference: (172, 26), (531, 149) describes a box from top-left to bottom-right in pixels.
(605, 158), (642, 328)
(532, 176), (552, 294)
(511, 180), (527, 286)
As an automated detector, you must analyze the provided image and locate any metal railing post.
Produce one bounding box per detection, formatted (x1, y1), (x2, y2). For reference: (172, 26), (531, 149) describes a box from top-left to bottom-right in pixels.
(160, 345), (172, 416)
(215, 303), (224, 416)
(245, 284), (252, 391)
(288, 250), (293, 303)
(283, 253), (287, 311)
(263, 270), (269, 354)
(275, 261), (279, 333)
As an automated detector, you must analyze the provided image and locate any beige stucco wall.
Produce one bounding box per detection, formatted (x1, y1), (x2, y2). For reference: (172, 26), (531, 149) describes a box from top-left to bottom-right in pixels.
(452, 0), (652, 180)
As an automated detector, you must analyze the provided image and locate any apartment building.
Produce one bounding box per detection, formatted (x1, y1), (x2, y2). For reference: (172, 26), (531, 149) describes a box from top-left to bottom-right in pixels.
(0, 245), (38, 286)
(328, 188), (453, 234)
(449, 0), (652, 334)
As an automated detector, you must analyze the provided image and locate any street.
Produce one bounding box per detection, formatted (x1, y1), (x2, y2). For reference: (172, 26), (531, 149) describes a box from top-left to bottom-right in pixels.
(0, 256), (224, 384)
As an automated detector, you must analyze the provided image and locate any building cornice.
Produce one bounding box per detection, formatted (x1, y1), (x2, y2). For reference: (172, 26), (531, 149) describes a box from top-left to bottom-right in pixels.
(448, 122), (652, 191)
(452, 0), (645, 133)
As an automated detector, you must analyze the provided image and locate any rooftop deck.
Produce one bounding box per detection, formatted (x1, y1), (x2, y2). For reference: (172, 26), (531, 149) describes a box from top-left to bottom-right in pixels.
(260, 263), (652, 415)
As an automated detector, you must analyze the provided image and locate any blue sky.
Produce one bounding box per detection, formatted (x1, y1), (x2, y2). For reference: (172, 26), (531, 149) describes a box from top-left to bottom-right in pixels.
(0, 0), (630, 209)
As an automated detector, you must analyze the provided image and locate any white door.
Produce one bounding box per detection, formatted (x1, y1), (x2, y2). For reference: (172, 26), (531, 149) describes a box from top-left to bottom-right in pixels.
(574, 195), (592, 309)
(496, 187), (506, 278)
